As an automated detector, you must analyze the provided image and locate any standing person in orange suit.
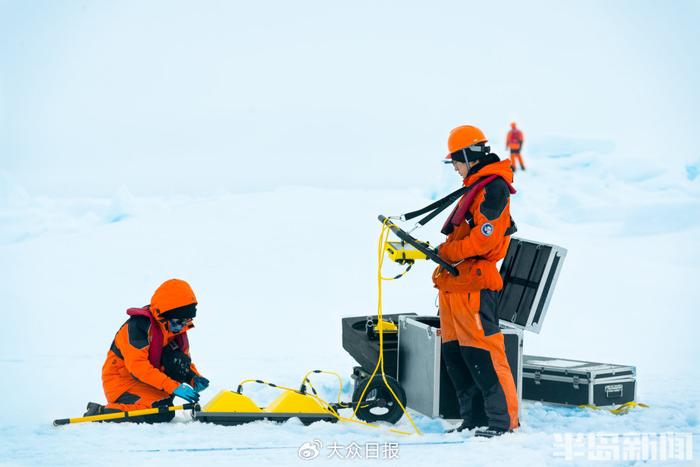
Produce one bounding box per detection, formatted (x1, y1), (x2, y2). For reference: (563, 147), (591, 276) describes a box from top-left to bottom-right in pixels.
(506, 122), (525, 171)
(437, 125), (519, 438)
(83, 279), (210, 423)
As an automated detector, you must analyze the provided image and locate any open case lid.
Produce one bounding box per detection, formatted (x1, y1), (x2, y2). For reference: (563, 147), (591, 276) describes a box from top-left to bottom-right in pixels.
(497, 237), (567, 334)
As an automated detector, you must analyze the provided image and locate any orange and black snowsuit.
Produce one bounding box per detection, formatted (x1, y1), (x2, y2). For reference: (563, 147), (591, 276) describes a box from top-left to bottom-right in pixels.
(506, 128), (525, 171)
(434, 158), (519, 431)
(101, 279), (200, 422)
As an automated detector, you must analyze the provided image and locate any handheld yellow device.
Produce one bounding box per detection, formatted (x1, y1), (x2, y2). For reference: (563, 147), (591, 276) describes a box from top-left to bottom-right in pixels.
(384, 241), (428, 264)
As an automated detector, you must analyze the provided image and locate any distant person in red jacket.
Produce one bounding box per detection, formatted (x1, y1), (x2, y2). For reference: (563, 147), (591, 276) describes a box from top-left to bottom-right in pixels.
(506, 122), (525, 171)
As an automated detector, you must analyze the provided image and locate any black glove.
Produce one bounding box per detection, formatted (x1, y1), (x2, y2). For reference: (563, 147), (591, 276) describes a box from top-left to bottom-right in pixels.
(162, 345), (195, 383)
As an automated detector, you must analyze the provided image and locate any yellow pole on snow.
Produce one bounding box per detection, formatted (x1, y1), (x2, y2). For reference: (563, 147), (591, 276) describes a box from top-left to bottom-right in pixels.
(53, 403), (199, 426)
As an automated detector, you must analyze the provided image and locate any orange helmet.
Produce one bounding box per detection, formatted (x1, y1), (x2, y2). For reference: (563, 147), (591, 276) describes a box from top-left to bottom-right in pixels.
(151, 279), (198, 321)
(511, 122), (517, 129)
(444, 125), (489, 164)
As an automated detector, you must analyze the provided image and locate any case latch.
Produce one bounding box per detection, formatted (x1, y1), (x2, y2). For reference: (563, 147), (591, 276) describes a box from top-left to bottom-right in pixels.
(534, 370), (542, 385)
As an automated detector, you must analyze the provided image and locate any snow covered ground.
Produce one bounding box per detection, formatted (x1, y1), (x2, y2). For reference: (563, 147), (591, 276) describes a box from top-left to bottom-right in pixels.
(2, 0), (699, 464)
(1, 139), (699, 466)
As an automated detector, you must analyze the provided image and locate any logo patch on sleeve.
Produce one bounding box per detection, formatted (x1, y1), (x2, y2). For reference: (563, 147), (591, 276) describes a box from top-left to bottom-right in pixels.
(481, 223), (494, 236)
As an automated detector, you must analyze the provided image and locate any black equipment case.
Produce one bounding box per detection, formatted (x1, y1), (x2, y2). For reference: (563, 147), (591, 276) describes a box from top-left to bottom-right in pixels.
(341, 313), (415, 380)
(522, 355), (637, 407)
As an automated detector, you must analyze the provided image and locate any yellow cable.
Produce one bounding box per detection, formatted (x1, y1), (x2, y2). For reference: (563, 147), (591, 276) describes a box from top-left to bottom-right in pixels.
(233, 220), (422, 436)
(578, 401), (649, 414)
(351, 220), (422, 435)
(296, 370), (414, 434)
(237, 374), (413, 434)
(377, 222), (421, 435)
(300, 370), (345, 404)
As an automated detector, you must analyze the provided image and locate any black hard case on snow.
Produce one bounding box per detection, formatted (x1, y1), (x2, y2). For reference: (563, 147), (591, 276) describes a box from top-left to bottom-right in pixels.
(522, 355), (637, 407)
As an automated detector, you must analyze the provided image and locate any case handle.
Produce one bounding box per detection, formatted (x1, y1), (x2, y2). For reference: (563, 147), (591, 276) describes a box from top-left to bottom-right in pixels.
(605, 384), (624, 399)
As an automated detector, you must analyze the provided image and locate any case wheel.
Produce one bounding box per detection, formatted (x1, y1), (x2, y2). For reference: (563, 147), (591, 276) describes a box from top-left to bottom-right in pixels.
(351, 374), (407, 425)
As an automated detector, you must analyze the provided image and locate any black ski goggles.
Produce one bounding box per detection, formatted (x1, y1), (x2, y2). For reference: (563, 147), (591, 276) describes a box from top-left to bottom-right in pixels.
(444, 144), (491, 164)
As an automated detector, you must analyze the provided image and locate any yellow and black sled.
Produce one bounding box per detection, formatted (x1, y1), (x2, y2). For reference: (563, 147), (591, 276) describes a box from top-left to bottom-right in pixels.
(194, 370), (406, 426)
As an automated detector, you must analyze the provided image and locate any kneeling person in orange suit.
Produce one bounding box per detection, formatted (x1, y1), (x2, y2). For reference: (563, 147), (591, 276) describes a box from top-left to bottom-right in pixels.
(436, 125), (519, 437)
(84, 279), (209, 423)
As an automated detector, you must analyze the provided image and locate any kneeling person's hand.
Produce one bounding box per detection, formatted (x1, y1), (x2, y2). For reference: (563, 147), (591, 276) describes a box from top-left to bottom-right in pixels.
(173, 383), (200, 403)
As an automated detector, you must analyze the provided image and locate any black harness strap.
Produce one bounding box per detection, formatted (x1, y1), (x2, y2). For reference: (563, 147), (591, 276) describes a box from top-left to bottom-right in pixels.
(401, 185), (470, 225)
(401, 182), (518, 236)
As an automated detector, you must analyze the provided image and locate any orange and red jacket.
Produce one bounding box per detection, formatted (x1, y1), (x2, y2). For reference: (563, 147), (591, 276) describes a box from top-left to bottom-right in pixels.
(433, 159), (516, 293)
(106, 307), (200, 394)
(506, 129), (524, 150)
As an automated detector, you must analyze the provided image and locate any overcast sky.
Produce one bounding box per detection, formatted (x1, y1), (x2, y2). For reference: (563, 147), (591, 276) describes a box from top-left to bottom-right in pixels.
(1, 0), (698, 196)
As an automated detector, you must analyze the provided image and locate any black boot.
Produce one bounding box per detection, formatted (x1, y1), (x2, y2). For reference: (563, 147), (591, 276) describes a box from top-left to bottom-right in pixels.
(84, 402), (105, 416)
(475, 427), (511, 438)
(445, 420), (478, 433)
